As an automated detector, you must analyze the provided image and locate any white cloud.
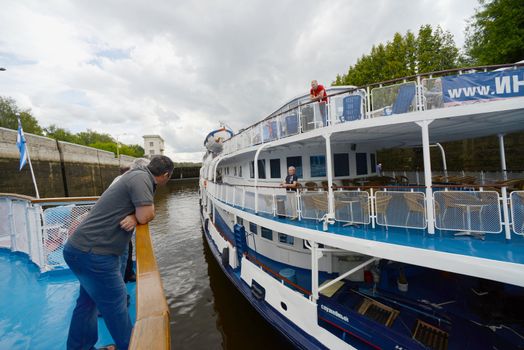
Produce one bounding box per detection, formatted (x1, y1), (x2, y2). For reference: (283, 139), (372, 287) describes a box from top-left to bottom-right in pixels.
(0, 0), (478, 162)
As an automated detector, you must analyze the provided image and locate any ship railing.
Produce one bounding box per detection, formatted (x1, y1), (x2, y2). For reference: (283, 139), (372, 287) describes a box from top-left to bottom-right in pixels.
(0, 193), (170, 349)
(0, 194), (98, 271)
(380, 170), (524, 186)
(220, 62), (524, 156)
(0, 194), (45, 268)
(129, 223), (171, 350)
(208, 182), (524, 238)
(510, 191), (524, 235)
(333, 190), (371, 225)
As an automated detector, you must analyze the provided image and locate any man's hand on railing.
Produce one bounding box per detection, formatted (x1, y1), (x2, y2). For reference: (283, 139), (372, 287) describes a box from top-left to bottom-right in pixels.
(120, 214), (138, 232)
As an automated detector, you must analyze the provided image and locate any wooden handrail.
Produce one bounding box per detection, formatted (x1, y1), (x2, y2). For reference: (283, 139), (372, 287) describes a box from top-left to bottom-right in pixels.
(0, 193), (36, 201)
(32, 196), (100, 204)
(129, 224), (171, 350)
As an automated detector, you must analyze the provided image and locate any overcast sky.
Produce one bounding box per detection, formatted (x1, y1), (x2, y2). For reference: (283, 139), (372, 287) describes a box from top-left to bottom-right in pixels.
(0, 0), (479, 162)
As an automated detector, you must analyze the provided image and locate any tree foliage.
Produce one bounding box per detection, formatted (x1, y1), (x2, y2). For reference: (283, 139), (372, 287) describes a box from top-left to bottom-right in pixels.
(1, 96), (144, 157)
(334, 25), (460, 86)
(0, 97), (44, 135)
(465, 0), (524, 65)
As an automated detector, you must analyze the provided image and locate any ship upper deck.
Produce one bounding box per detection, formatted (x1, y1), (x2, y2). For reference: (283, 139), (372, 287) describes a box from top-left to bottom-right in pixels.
(216, 63), (524, 158)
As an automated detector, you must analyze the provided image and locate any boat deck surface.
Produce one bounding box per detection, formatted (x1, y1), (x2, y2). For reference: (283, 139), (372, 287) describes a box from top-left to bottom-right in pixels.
(237, 205), (524, 265)
(0, 249), (136, 350)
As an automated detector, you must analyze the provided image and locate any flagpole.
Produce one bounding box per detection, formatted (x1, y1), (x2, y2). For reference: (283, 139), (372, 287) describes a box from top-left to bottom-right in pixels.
(17, 114), (40, 199)
(25, 145), (40, 199)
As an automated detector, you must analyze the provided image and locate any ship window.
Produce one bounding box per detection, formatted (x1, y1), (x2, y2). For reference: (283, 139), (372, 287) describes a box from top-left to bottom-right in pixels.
(286, 156), (303, 178)
(370, 154), (376, 173)
(310, 155), (326, 177)
(237, 216), (243, 226)
(250, 161), (254, 178)
(356, 153), (368, 175)
(149, 141), (154, 146)
(261, 227), (273, 240)
(334, 153), (350, 177)
(239, 166), (243, 177)
(258, 159), (266, 179)
(249, 222), (257, 235)
(234, 166), (237, 176)
(270, 159), (281, 179)
(278, 233), (294, 245)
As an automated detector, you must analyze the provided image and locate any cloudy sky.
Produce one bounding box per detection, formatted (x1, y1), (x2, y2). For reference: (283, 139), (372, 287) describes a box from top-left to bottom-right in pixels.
(0, 0), (479, 162)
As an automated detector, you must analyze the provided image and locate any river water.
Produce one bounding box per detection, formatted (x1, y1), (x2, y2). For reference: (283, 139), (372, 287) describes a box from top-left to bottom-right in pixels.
(148, 180), (292, 350)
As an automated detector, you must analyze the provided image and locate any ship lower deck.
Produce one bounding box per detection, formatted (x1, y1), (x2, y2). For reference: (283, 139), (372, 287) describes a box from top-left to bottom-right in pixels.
(0, 249), (136, 350)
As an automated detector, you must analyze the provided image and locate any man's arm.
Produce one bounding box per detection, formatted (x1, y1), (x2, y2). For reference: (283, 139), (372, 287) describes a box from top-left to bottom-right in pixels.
(135, 204), (155, 224)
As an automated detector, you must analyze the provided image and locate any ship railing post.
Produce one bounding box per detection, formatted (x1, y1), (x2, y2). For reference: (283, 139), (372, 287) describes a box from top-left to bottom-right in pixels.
(370, 187), (375, 229)
(8, 199), (17, 251)
(297, 103), (303, 134)
(24, 201), (33, 260)
(498, 134), (512, 240)
(297, 190), (302, 221)
(366, 86), (371, 119)
(323, 133), (335, 222)
(272, 191), (276, 217)
(311, 241), (319, 302)
(416, 75), (424, 111)
(416, 120), (435, 234)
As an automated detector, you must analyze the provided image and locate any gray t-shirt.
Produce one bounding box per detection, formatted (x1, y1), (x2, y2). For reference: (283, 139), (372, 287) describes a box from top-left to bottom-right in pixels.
(67, 167), (156, 256)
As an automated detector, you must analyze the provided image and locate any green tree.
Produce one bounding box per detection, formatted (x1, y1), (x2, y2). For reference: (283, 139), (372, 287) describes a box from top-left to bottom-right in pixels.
(0, 96), (43, 135)
(465, 0), (524, 65)
(44, 124), (80, 143)
(334, 25), (460, 86)
(76, 130), (115, 145)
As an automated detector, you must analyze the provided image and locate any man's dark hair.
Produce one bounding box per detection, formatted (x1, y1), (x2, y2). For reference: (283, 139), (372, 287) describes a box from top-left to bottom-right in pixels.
(147, 155), (175, 176)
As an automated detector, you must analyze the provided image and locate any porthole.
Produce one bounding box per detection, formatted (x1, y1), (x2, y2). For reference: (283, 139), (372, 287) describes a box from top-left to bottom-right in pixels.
(280, 302), (287, 311)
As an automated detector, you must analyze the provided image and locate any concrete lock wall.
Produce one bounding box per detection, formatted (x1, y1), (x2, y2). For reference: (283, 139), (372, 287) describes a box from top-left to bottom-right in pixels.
(0, 127), (135, 197)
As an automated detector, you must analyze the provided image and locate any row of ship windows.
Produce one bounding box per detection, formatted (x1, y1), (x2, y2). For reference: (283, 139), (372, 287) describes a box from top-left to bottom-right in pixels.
(237, 216), (324, 249)
(222, 153), (377, 179)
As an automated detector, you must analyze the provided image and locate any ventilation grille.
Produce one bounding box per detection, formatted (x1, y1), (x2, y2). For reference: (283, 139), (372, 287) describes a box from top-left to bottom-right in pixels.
(412, 319), (449, 350)
(357, 298), (399, 327)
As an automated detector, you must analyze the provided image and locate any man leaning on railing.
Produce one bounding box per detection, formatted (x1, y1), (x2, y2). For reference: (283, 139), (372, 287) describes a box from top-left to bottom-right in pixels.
(63, 155), (174, 350)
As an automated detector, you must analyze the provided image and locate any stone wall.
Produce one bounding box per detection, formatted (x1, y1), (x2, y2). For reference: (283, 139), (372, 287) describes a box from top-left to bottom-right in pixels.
(0, 127), (134, 197)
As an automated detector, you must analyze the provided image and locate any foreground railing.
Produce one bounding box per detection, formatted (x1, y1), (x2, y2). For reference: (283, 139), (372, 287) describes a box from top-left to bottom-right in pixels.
(207, 183), (524, 238)
(221, 62), (524, 155)
(129, 224), (171, 350)
(0, 193), (171, 348)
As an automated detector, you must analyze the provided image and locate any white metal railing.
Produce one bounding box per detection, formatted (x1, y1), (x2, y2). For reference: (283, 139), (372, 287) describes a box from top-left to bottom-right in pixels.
(510, 191), (524, 235)
(374, 191), (427, 229)
(0, 195), (95, 272)
(300, 191), (329, 220)
(0, 196), (44, 268)
(206, 182), (523, 239)
(434, 190), (502, 233)
(276, 192), (299, 219)
(333, 190), (370, 225)
(42, 204), (94, 268)
(219, 64), (524, 157)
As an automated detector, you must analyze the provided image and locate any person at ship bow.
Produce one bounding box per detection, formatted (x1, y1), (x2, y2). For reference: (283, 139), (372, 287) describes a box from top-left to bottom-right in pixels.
(63, 155), (174, 350)
(310, 80), (329, 126)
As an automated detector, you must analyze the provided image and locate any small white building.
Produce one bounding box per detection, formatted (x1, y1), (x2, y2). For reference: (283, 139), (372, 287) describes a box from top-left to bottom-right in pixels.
(143, 135), (165, 158)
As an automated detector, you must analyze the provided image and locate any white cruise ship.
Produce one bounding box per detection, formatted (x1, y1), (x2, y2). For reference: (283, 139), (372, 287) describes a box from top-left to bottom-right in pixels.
(199, 63), (524, 350)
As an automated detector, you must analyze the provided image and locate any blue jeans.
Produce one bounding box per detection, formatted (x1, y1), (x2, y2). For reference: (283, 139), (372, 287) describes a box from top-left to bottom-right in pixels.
(64, 244), (132, 350)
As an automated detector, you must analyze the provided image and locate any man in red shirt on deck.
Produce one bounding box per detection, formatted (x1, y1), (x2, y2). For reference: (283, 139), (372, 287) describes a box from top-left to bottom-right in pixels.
(310, 80), (329, 126)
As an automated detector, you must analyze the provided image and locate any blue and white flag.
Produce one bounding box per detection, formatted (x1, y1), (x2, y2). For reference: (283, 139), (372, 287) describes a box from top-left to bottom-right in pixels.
(16, 117), (28, 170)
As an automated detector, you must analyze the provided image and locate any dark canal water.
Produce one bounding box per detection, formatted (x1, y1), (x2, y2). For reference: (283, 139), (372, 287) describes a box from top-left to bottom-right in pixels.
(148, 180), (292, 350)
